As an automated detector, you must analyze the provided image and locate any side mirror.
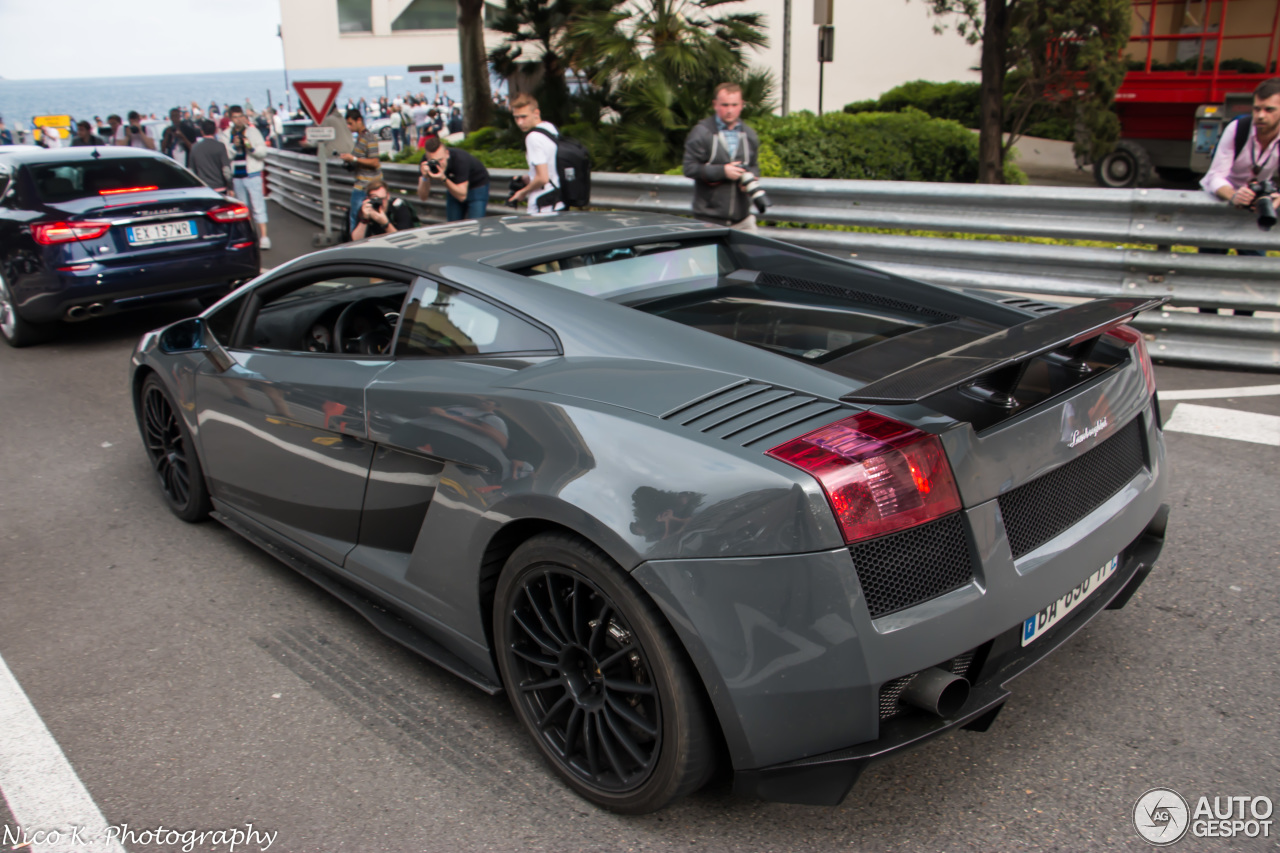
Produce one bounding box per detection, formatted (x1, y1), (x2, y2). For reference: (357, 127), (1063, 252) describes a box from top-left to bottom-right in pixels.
(158, 317), (233, 372)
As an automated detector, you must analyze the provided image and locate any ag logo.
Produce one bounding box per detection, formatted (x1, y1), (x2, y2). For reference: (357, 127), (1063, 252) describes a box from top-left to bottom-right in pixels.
(1134, 787), (1191, 845)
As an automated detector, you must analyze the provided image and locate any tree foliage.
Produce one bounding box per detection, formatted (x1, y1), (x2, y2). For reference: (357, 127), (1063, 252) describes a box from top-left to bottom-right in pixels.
(923, 0), (1130, 178)
(488, 0), (774, 173)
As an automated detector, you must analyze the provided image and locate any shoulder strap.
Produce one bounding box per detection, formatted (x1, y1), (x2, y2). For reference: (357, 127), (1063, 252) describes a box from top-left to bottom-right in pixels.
(1232, 113), (1252, 161)
(530, 126), (558, 141)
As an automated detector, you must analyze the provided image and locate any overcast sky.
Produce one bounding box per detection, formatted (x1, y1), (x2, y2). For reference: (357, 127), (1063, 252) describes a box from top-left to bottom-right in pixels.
(0, 0), (284, 80)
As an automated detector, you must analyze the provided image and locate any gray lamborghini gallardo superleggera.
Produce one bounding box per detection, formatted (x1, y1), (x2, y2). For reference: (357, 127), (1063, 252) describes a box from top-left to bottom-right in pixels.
(132, 212), (1169, 813)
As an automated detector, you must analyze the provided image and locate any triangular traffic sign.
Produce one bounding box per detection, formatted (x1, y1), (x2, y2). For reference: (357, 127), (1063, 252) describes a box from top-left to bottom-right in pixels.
(293, 81), (343, 125)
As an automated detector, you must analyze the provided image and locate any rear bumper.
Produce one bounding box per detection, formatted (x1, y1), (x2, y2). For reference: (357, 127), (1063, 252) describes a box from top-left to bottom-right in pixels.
(730, 506), (1167, 806)
(19, 243), (259, 322)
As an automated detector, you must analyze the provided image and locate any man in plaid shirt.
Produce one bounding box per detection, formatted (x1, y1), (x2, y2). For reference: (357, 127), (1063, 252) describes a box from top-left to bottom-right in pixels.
(339, 109), (384, 234)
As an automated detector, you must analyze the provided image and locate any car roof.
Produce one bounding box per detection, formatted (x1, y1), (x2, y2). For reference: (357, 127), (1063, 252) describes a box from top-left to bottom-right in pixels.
(0, 146), (171, 167)
(306, 211), (726, 269)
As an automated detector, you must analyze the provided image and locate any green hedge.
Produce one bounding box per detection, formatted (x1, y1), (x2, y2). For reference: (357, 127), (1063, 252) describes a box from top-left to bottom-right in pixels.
(756, 110), (1027, 184)
(844, 80), (982, 128)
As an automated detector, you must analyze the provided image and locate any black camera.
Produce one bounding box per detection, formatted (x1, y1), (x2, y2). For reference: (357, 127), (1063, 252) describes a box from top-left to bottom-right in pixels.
(366, 196), (383, 212)
(738, 172), (771, 215)
(1247, 179), (1277, 230)
(426, 158), (442, 175)
(507, 174), (528, 208)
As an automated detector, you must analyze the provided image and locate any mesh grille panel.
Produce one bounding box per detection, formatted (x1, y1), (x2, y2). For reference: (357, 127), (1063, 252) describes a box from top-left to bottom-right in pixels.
(999, 418), (1146, 559)
(849, 513), (974, 619)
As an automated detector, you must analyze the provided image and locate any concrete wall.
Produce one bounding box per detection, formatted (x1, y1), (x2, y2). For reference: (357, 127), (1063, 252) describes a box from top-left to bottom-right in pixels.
(279, 0), (981, 110)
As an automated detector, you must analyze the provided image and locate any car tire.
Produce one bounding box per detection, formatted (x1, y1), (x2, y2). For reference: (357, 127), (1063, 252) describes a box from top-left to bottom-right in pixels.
(1093, 140), (1154, 188)
(139, 375), (212, 522)
(379, 126), (394, 140)
(494, 533), (716, 814)
(0, 272), (50, 348)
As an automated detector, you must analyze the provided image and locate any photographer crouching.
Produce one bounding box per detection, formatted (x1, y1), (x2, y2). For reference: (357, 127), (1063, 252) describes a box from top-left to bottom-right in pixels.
(417, 138), (491, 221)
(1198, 77), (1280, 315)
(350, 178), (414, 241)
(682, 83), (770, 232)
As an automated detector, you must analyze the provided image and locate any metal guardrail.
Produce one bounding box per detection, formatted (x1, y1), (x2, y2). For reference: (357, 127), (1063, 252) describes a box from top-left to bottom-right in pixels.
(264, 149), (1280, 370)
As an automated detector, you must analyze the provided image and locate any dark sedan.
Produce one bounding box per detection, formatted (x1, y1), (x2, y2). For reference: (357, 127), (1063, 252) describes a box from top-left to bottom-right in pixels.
(0, 146), (260, 346)
(131, 213), (1170, 814)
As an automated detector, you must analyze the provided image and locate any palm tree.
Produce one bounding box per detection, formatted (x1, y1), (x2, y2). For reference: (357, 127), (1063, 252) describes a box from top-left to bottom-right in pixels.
(566, 0), (773, 172)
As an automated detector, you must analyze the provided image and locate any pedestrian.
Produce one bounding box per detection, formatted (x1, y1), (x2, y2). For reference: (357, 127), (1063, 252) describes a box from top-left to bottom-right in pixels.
(390, 104), (406, 152)
(161, 107), (197, 166)
(350, 178), (416, 240)
(115, 111), (157, 150)
(189, 119), (232, 194)
(411, 98), (430, 146)
(225, 105), (271, 249)
(70, 120), (106, 147)
(506, 93), (562, 214)
(448, 106), (463, 136)
(417, 138), (490, 221)
(104, 114), (123, 143)
(1198, 77), (1280, 316)
(0, 119), (12, 146)
(682, 83), (762, 232)
(338, 108), (383, 234)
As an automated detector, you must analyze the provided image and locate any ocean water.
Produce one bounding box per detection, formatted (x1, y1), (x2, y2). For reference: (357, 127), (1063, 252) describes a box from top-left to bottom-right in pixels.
(0, 64), (464, 131)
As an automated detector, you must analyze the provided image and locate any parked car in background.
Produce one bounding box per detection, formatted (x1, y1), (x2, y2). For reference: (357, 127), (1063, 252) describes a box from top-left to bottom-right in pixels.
(0, 146), (260, 346)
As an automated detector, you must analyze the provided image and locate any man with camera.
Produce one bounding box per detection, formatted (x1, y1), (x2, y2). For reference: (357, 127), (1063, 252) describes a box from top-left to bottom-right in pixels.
(114, 111), (156, 150)
(339, 109), (384, 234)
(350, 179), (415, 241)
(1198, 77), (1280, 315)
(683, 83), (768, 232)
(223, 105), (271, 249)
(417, 138), (490, 221)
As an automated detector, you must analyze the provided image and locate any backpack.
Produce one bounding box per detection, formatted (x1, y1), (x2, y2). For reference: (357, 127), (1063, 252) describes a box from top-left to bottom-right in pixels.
(531, 126), (592, 208)
(1214, 113), (1252, 162)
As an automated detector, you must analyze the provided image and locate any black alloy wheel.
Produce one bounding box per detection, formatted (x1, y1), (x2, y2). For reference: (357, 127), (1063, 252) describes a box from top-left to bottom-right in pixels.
(0, 272), (49, 348)
(495, 534), (716, 813)
(140, 375), (212, 522)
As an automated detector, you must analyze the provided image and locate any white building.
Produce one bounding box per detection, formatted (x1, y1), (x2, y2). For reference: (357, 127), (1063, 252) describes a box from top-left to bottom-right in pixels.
(278, 0), (980, 112)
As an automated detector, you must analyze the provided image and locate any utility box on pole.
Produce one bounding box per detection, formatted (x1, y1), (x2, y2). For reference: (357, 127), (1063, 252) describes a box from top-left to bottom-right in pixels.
(814, 0), (833, 25)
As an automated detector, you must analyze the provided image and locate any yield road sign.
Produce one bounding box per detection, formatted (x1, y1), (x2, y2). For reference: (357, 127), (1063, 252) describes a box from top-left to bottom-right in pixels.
(293, 81), (343, 125)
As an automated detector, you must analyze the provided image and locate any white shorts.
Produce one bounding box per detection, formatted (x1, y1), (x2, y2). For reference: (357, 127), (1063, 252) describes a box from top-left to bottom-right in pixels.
(232, 174), (267, 223)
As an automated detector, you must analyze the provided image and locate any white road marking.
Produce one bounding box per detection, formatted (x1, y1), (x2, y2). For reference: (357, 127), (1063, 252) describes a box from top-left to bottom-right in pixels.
(0, 653), (126, 853)
(1164, 403), (1280, 446)
(1160, 383), (1280, 401)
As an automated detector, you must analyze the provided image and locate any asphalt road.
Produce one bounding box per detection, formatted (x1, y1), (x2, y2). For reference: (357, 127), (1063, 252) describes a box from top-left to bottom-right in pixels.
(0, 219), (1277, 851)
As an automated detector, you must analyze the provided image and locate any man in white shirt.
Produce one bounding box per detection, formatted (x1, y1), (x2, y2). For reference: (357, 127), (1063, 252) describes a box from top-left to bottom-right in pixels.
(506, 93), (562, 214)
(115, 111), (157, 150)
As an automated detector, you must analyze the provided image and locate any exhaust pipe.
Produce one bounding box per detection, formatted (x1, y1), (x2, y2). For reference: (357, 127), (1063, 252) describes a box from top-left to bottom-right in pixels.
(86, 302), (105, 316)
(65, 305), (88, 321)
(900, 667), (970, 718)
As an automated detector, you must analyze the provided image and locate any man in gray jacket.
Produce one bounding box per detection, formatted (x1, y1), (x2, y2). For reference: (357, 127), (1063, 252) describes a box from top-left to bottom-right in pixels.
(683, 83), (761, 231)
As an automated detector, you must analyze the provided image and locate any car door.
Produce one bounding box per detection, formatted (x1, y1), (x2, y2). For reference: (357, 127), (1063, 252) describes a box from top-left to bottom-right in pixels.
(195, 265), (412, 566)
(351, 275), (560, 622)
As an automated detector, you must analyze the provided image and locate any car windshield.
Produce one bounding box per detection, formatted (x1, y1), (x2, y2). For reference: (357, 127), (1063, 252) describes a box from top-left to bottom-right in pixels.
(29, 157), (202, 203)
(513, 238), (936, 362)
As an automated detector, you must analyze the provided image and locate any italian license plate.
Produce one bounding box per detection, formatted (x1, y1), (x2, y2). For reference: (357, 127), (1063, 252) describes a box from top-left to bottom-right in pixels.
(126, 220), (195, 245)
(1021, 555), (1119, 646)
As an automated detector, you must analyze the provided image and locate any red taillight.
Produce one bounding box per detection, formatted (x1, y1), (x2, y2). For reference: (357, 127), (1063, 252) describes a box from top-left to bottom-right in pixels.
(31, 221), (112, 245)
(99, 186), (158, 196)
(1107, 325), (1156, 396)
(207, 203), (251, 223)
(767, 412), (962, 544)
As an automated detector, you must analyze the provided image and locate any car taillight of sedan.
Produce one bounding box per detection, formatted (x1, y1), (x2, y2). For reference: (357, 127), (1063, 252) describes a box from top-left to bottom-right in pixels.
(207, 203), (252, 223)
(768, 412), (962, 544)
(31, 221), (112, 245)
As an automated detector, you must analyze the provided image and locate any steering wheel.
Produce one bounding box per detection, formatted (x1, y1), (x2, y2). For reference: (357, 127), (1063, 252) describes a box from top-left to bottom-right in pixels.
(333, 297), (398, 355)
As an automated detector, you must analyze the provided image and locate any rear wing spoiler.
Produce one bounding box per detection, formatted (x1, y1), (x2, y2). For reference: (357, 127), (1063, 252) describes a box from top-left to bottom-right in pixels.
(841, 296), (1169, 405)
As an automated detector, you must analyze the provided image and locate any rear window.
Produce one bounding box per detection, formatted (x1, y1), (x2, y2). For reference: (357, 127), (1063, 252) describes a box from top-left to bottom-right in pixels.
(513, 238), (935, 363)
(29, 157), (201, 203)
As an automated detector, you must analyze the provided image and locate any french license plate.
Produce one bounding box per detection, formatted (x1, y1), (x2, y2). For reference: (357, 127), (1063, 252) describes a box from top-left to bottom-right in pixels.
(1021, 555), (1120, 646)
(126, 220), (195, 245)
